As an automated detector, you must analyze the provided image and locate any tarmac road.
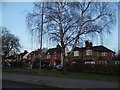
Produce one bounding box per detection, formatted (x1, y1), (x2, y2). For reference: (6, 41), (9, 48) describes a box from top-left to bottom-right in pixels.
(2, 80), (49, 88)
(2, 72), (120, 89)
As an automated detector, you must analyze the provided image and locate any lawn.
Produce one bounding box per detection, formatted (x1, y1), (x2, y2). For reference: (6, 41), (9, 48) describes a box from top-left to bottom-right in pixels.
(3, 68), (119, 82)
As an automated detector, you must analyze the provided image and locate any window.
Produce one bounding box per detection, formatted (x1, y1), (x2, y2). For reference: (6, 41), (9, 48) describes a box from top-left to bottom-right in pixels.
(86, 50), (92, 55)
(112, 53), (114, 57)
(102, 52), (107, 56)
(85, 61), (95, 64)
(47, 55), (50, 59)
(54, 52), (57, 54)
(74, 51), (79, 56)
(54, 55), (57, 59)
(99, 61), (108, 64)
(47, 53), (51, 59)
(115, 61), (120, 64)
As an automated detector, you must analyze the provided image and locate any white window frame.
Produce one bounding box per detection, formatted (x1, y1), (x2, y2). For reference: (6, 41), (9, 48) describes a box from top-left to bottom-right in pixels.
(47, 55), (50, 59)
(86, 50), (92, 56)
(102, 52), (107, 56)
(115, 61), (120, 64)
(54, 55), (57, 59)
(74, 51), (79, 56)
(99, 61), (108, 64)
(85, 61), (95, 64)
(47, 53), (51, 59)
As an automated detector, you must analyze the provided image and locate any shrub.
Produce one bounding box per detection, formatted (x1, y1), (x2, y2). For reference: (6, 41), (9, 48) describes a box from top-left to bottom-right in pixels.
(67, 63), (119, 76)
(32, 58), (40, 69)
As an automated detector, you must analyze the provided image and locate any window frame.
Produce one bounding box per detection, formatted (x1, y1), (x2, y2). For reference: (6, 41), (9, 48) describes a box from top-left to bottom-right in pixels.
(102, 52), (107, 56)
(86, 50), (92, 56)
(74, 51), (79, 56)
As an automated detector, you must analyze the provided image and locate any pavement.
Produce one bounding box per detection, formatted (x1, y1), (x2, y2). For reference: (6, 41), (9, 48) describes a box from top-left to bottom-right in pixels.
(2, 72), (120, 89)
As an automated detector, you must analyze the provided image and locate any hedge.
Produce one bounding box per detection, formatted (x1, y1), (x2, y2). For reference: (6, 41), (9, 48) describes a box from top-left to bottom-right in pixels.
(67, 63), (120, 76)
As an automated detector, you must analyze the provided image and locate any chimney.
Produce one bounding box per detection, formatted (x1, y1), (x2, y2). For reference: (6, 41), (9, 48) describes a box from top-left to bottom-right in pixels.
(85, 40), (89, 47)
(89, 42), (93, 47)
(56, 44), (61, 48)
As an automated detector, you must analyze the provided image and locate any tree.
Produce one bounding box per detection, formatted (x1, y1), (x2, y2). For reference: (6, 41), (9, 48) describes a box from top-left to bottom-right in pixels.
(2, 27), (21, 58)
(26, 2), (45, 70)
(26, 1), (116, 73)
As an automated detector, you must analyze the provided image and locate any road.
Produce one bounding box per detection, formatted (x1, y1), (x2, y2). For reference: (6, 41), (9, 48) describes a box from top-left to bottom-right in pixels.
(3, 72), (120, 89)
(2, 80), (119, 90)
(2, 80), (53, 88)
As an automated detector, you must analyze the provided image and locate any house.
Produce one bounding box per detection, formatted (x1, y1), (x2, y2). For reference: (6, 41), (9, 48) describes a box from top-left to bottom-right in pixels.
(68, 41), (115, 64)
(44, 44), (69, 66)
(5, 55), (17, 62)
(27, 49), (45, 62)
(112, 57), (120, 64)
(17, 50), (28, 62)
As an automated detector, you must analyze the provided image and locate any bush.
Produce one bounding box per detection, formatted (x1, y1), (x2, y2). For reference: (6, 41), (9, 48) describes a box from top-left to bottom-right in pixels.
(32, 58), (40, 69)
(67, 63), (119, 76)
(67, 63), (85, 72)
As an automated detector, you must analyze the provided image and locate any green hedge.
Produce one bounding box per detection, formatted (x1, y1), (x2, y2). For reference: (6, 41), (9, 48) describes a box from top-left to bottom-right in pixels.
(67, 63), (120, 76)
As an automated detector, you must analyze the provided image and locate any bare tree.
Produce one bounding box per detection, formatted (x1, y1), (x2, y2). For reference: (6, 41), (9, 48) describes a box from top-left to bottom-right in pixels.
(2, 27), (21, 58)
(26, 1), (116, 73)
(26, 2), (45, 70)
(44, 1), (116, 73)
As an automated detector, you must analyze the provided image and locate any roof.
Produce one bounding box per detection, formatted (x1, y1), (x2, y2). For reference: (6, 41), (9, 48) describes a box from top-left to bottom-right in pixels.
(92, 46), (114, 52)
(74, 45), (114, 53)
(46, 47), (62, 55)
(18, 50), (28, 57)
(23, 52), (30, 59)
(29, 49), (45, 56)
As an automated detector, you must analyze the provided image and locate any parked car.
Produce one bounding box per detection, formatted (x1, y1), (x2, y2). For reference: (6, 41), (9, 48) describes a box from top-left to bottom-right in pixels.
(5, 61), (11, 67)
(56, 64), (63, 70)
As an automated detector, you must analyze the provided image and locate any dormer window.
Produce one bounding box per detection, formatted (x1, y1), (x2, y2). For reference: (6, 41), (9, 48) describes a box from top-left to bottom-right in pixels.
(102, 52), (107, 56)
(86, 50), (92, 55)
(74, 51), (79, 56)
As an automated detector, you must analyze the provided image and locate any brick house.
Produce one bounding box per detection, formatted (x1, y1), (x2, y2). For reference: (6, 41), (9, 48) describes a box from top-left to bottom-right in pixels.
(44, 44), (69, 66)
(68, 41), (115, 64)
(17, 50), (28, 62)
(112, 56), (120, 65)
(27, 49), (45, 62)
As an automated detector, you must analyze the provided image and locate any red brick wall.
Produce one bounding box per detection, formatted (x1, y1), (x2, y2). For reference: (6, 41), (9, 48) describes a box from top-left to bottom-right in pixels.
(68, 50), (115, 64)
(44, 54), (61, 66)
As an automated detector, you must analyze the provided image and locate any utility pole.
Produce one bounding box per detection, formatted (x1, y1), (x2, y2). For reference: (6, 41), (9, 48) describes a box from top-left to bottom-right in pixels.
(39, 1), (44, 70)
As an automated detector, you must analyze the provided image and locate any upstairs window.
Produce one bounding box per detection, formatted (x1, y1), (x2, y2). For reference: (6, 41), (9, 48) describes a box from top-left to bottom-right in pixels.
(54, 52), (57, 54)
(74, 51), (79, 56)
(47, 55), (51, 59)
(102, 52), (107, 56)
(86, 50), (92, 55)
(47, 53), (50, 59)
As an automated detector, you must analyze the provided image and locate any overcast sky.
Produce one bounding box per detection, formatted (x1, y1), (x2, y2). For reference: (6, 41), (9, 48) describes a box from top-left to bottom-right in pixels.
(2, 2), (119, 53)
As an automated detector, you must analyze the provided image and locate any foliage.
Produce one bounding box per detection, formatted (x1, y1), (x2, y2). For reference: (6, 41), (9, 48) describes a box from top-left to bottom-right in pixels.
(26, 2), (117, 73)
(1, 27), (21, 57)
(67, 63), (119, 76)
(32, 58), (40, 69)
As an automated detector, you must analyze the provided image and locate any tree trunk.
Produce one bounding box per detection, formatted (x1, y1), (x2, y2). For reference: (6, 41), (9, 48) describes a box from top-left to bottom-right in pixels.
(61, 46), (67, 74)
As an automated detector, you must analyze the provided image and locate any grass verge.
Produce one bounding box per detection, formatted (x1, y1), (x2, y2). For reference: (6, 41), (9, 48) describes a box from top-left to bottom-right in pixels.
(3, 68), (119, 82)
